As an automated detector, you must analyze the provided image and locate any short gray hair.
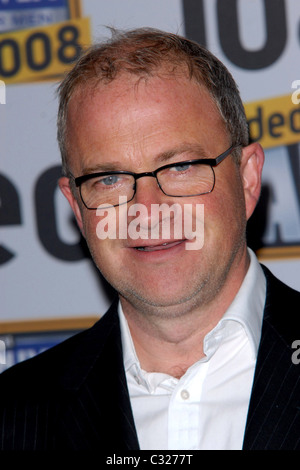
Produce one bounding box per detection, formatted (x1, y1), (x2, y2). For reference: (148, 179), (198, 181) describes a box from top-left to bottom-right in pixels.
(57, 27), (249, 175)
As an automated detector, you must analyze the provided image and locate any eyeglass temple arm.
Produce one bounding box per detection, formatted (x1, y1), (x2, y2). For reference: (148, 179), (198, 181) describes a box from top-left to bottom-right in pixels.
(214, 144), (241, 166)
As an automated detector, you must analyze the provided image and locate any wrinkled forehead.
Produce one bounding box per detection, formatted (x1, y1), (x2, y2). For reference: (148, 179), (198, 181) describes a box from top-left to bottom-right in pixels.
(66, 72), (228, 155)
(66, 66), (220, 126)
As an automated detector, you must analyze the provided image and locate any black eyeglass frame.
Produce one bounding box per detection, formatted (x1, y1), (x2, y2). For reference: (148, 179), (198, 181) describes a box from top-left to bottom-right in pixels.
(73, 144), (241, 210)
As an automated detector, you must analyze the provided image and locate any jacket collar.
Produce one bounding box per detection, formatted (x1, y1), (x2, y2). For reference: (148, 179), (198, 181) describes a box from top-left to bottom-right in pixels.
(243, 265), (300, 449)
(60, 298), (120, 391)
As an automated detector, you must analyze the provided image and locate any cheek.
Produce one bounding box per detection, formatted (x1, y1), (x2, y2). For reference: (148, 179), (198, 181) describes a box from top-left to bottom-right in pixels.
(82, 212), (97, 241)
(82, 211), (127, 275)
(82, 213), (110, 263)
(203, 173), (247, 242)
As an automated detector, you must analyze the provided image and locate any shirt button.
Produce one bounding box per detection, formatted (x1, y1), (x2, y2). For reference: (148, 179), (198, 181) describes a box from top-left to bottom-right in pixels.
(180, 389), (190, 400)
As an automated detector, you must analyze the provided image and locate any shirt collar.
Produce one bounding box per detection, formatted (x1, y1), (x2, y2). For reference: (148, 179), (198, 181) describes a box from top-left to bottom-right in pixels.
(212, 247), (265, 359)
(119, 305), (162, 392)
(119, 303), (141, 374)
(119, 247), (266, 382)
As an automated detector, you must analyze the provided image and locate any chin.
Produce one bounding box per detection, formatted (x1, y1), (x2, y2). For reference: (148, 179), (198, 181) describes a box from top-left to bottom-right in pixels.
(119, 281), (207, 318)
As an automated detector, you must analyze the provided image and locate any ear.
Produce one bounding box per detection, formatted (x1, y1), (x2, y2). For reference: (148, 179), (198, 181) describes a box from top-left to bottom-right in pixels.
(240, 143), (265, 221)
(58, 177), (85, 236)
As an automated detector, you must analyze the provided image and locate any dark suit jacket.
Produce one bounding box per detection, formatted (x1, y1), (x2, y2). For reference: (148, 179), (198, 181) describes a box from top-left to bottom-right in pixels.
(0, 265), (299, 450)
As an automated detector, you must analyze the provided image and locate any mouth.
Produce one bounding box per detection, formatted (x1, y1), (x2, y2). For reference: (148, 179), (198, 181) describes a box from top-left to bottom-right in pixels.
(133, 240), (186, 252)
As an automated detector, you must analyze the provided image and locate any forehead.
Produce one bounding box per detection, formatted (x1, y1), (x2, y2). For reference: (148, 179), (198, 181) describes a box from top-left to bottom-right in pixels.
(65, 72), (228, 171)
(68, 70), (223, 124)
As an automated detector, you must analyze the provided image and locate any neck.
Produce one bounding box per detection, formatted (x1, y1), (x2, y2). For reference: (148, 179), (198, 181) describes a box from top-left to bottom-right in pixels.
(123, 308), (215, 378)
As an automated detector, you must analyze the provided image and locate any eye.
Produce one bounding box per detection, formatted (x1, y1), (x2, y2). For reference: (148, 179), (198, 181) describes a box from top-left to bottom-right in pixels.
(171, 163), (192, 172)
(167, 162), (193, 174)
(98, 175), (121, 186)
(85, 173), (134, 193)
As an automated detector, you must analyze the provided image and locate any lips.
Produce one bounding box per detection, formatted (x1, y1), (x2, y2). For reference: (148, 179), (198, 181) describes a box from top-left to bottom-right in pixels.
(134, 240), (185, 252)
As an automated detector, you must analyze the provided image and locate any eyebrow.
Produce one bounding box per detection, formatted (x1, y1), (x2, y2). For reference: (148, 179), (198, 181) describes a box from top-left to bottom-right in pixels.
(80, 161), (124, 175)
(155, 143), (209, 164)
(80, 143), (209, 175)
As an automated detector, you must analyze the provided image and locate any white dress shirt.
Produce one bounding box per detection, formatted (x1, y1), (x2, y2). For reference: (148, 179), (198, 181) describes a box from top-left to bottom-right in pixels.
(119, 249), (266, 450)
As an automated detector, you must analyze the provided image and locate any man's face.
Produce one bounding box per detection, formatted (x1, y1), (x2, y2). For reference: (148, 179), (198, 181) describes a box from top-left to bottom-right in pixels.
(61, 73), (250, 318)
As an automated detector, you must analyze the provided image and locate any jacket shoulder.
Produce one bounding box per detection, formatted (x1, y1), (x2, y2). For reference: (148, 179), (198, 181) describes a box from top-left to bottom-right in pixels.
(0, 300), (119, 395)
(261, 264), (300, 344)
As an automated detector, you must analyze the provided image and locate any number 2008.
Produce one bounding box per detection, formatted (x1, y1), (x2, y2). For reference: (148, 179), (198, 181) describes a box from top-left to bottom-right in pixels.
(0, 25), (81, 78)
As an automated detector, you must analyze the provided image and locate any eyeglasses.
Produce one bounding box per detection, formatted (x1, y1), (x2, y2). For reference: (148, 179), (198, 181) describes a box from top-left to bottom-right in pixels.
(73, 144), (240, 210)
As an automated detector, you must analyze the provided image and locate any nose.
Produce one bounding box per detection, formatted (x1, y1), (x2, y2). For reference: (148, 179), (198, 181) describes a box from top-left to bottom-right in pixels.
(128, 175), (175, 237)
(132, 174), (165, 207)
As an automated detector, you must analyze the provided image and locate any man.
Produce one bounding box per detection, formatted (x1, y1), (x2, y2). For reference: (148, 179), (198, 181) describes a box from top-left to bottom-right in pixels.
(0, 28), (299, 450)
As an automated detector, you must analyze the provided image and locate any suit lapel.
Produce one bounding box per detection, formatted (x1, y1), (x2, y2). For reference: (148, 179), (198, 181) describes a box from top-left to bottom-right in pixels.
(53, 268), (300, 450)
(243, 266), (300, 450)
(56, 300), (140, 450)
